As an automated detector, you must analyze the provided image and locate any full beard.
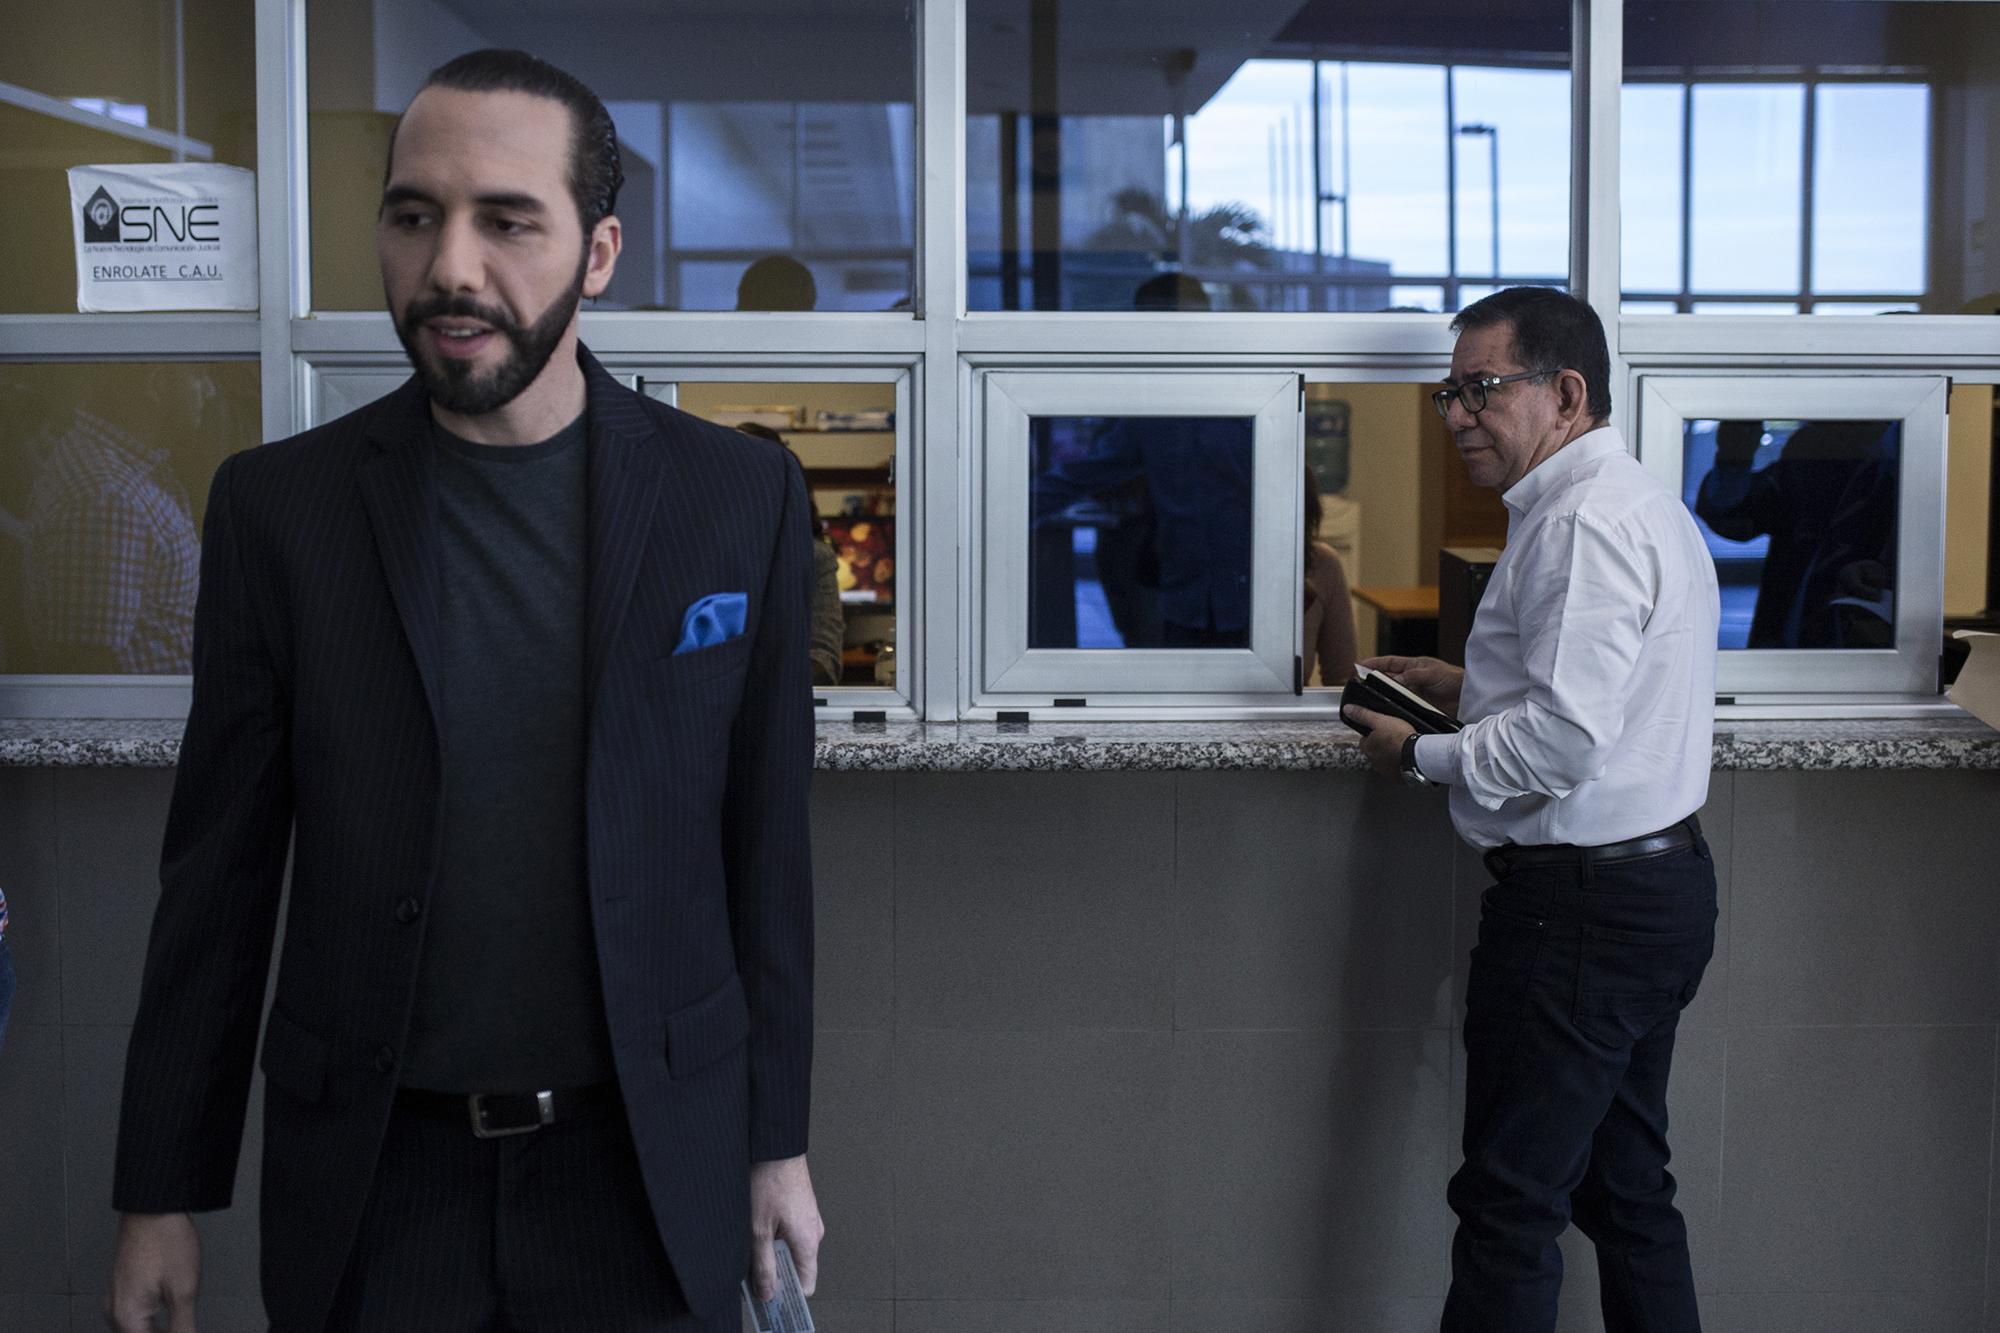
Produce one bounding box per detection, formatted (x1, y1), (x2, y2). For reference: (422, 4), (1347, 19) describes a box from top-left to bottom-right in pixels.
(394, 256), (587, 417)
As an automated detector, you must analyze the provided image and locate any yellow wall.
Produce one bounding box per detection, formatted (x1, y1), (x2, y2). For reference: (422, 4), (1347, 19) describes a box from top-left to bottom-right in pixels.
(1948, 384), (1994, 617)
(1328, 381), (1429, 651)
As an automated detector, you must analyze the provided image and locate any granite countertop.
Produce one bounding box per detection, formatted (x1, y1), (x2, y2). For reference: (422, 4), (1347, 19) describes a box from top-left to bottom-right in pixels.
(4, 715), (1997, 771)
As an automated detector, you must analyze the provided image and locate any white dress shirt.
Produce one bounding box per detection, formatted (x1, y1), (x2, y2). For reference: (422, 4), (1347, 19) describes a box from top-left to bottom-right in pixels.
(1414, 426), (1720, 850)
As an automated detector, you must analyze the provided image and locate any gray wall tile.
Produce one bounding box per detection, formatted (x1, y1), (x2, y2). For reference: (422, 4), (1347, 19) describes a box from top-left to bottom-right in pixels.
(812, 776), (895, 1031)
(893, 1029), (1173, 1300)
(0, 769), (60, 1027)
(0, 1025), (68, 1293)
(1169, 1297), (1440, 1332)
(0, 1295), (68, 1330)
(1707, 1288), (1984, 1333)
(894, 775), (1176, 1030)
(1173, 773), (1455, 1030)
(895, 1299), (1169, 1332)
(810, 1029), (895, 1301)
(1729, 771), (2000, 1026)
(54, 770), (176, 1028)
(1719, 1025), (1995, 1295)
(1168, 1029), (1451, 1301)
(800, 1297), (892, 1333)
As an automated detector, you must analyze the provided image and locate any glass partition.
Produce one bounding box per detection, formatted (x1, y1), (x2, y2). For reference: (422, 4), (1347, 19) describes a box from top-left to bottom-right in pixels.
(1638, 375), (1947, 698)
(1622, 0), (2000, 314)
(652, 379), (903, 694)
(966, 0), (1572, 312)
(0, 361), (261, 676)
(306, 0), (916, 312)
(0, 0), (257, 313)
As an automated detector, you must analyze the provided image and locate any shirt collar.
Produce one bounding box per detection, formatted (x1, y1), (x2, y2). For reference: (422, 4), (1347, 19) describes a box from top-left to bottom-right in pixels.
(1500, 424), (1627, 518)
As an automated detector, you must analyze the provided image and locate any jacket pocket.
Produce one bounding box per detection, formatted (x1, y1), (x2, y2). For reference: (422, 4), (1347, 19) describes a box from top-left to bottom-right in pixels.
(665, 974), (751, 1079)
(259, 1006), (329, 1105)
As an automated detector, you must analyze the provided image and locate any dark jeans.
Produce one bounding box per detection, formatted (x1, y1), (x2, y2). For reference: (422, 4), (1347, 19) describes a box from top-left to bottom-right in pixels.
(1441, 835), (1717, 1333)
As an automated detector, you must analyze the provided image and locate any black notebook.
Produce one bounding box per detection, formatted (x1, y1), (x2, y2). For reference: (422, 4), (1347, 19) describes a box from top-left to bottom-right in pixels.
(1339, 664), (1462, 737)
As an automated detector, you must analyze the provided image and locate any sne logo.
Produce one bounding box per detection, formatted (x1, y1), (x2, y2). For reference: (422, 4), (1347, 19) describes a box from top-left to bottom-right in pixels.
(83, 186), (120, 242)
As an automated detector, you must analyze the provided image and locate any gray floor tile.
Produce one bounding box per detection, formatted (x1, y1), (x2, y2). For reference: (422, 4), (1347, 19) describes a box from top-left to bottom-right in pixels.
(1706, 1288), (1984, 1333)
(893, 1029), (1173, 1300)
(0, 1294), (68, 1331)
(55, 770), (177, 1028)
(0, 770), (60, 1026)
(895, 1299), (1169, 1332)
(1728, 770), (2000, 1026)
(1168, 1029), (1451, 1302)
(810, 1030), (895, 1301)
(812, 775), (895, 1031)
(0, 1025), (68, 1293)
(1172, 772), (1455, 1031)
(1718, 1025), (1994, 1295)
(1169, 1297), (1440, 1332)
(894, 774), (1176, 1030)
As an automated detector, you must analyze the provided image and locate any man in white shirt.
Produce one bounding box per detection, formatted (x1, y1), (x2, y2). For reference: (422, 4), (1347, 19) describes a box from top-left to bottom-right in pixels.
(1345, 288), (1720, 1333)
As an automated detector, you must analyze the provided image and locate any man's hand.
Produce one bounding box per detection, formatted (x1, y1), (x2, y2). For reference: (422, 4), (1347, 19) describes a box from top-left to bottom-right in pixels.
(1358, 654), (1465, 715)
(106, 1212), (200, 1333)
(749, 1154), (824, 1305)
(1342, 705), (1416, 780)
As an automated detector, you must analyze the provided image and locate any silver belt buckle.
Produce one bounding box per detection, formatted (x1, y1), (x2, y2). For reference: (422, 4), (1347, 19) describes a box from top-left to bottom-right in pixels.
(468, 1090), (555, 1139)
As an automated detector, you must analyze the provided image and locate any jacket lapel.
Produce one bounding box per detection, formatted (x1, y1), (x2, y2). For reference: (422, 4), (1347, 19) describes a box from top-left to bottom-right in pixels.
(357, 376), (449, 734)
(583, 349), (666, 699)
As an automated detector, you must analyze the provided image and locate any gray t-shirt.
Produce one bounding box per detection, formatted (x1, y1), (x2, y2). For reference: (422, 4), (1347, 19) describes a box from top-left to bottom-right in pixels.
(399, 412), (615, 1092)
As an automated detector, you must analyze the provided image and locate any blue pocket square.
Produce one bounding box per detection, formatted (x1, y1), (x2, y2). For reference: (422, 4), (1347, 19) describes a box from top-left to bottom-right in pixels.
(674, 592), (748, 654)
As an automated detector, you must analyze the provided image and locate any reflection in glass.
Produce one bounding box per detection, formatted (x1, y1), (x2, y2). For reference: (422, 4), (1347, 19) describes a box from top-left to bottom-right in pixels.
(967, 0), (1572, 312)
(674, 383), (897, 686)
(1624, 1), (2000, 313)
(1, 0), (257, 313)
(1029, 417), (1254, 649)
(307, 1), (915, 311)
(0, 363), (260, 675)
(1683, 418), (1900, 650)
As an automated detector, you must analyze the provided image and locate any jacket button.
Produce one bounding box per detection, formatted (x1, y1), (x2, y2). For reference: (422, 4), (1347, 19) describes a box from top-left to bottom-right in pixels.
(394, 896), (420, 924)
(374, 1045), (396, 1074)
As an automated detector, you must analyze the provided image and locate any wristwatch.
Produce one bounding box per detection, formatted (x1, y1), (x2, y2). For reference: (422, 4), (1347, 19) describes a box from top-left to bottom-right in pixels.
(1398, 733), (1434, 789)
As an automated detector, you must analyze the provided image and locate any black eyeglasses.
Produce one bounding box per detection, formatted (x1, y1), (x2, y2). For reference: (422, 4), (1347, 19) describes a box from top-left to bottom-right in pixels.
(1431, 368), (1560, 420)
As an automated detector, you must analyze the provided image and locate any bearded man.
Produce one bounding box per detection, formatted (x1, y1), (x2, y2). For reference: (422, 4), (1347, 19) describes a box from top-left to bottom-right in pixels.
(106, 48), (822, 1333)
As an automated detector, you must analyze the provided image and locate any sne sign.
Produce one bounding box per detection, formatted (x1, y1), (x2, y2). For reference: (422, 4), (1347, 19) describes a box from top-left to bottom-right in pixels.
(68, 163), (257, 312)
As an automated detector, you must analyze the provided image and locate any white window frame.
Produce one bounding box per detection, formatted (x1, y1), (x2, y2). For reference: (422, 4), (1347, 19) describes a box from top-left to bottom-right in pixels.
(971, 369), (1301, 711)
(1635, 373), (1949, 701)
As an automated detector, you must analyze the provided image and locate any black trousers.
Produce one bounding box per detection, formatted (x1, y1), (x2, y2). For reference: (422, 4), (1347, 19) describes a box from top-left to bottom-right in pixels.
(1441, 837), (1717, 1333)
(322, 1091), (736, 1333)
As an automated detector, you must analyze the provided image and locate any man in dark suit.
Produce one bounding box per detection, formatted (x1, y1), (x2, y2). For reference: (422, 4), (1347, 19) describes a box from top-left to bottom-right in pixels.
(106, 49), (821, 1333)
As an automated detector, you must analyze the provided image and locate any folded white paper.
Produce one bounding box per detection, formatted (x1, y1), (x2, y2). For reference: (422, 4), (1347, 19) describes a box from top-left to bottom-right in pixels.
(69, 163), (258, 312)
(1949, 630), (2000, 731)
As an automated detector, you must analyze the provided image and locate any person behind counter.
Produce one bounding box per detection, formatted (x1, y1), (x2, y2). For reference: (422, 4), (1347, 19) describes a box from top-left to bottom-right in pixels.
(1345, 287), (1720, 1333)
(736, 420), (845, 685)
(106, 47), (821, 1333)
(1302, 463), (1357, 687)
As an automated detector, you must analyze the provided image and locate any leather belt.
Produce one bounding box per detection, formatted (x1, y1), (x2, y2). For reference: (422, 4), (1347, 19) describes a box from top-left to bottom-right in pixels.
(395, 1081), (619, 1138)
(1482, 816), (1701, 881)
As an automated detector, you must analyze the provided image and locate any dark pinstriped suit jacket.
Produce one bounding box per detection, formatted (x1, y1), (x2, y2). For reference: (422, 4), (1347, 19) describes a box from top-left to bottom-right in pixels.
(112, 347), (815, 1331)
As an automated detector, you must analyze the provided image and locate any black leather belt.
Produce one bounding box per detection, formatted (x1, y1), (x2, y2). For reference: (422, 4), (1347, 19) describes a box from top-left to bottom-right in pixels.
(1482, 816), (1701, 881)
(395, 1082), (619, 1139)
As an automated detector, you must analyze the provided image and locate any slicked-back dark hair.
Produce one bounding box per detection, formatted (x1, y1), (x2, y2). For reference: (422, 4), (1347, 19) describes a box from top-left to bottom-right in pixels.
(1450, 287), (1612, 423)
(403, 48), (624, 233)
